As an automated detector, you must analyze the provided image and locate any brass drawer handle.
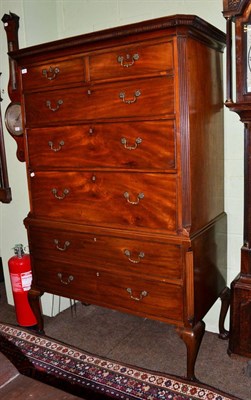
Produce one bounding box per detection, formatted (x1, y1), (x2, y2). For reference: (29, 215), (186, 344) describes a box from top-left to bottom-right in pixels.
(52, 188), (69, 200)
(42, 66), (60, 80)
(121, 137), (142, 150)
(57, 272), (74, 285)
(46, 99), (63, 112)
(48, 140), (65, 152)
(54, 239), (70, 251)
(119, 90), (141, 104)
(126, 288), (148, 301)
(124, 191), (144, 205)
(117, 53), (139, 68)
(124, 249), (145, 264)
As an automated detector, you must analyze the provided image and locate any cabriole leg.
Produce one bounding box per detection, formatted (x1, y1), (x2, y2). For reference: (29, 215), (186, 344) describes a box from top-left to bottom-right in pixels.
(176, 321), (205, 381)
(218, 286), (230, 339)
(28, 288), (44, 334)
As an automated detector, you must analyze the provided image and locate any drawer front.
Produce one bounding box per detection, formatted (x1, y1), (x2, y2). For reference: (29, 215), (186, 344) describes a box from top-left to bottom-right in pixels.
(21, 58), (85, 91)
(26, 120), (176, 170)
(89, 41), (173, 81)
(28, 226), (183, 280)
(24, 76), (174, 127)
(32, 258), (184, 323)
(29, 172), (178, 232)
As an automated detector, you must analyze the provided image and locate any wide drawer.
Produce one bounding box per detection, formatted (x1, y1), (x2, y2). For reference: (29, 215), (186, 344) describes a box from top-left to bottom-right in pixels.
(29, 171), (178, 232)
(89, 40), (174, 81)
(21, 57), (85, 91)
(28, 226), (183, 280)
(26, 120), (176, 170)
(24, 76), (174, 127)
(31, 258), (184, 324)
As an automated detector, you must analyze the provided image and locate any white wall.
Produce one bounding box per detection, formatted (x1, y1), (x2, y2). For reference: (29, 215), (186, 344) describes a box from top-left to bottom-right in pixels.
(0, 0), (243, 331)
(0, 0), (64, 316)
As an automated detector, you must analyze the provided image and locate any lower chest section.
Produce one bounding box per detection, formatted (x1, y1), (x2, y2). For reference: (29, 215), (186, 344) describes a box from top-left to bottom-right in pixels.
(27, 224), (188, 325)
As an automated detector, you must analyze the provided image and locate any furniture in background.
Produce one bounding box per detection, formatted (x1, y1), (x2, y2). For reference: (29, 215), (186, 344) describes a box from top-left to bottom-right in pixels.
(0, 258), (4, 282)
(4, 13), (228, 380)
(223, 0), (251, 360)
(0, 74), (11, 203)
(2, 12), (24, 162)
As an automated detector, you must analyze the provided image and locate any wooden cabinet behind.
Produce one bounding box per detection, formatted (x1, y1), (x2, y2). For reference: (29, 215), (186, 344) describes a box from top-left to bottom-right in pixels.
(223, 0), (251, 360)
(10, 15), (228, 380)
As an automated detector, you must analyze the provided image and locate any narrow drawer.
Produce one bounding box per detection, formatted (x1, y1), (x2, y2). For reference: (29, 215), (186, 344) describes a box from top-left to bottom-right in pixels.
(89, 41), (174, 81)
(29, 171), (178, 233)
(32, 258), (184, 324)
(21, 58), (85, 91)
(26, 120), (176, 170)
(28, 226), (183, 280)
(24, 76), (174, 127)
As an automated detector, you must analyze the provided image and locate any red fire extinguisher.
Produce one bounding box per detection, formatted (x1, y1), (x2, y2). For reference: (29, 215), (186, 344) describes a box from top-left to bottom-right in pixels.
(8, 244), (37, 327)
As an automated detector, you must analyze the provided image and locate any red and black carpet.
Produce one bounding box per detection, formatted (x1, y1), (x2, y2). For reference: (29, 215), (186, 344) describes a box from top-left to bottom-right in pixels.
(0, 322), (241, 400)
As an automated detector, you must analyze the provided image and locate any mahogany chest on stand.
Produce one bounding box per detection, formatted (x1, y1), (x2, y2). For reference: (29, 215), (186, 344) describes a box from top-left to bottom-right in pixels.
(7, 14), (228, 380)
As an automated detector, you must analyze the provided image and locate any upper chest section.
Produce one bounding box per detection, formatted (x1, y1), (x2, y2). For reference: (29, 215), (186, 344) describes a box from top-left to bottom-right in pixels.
(13, 15), (225, 93)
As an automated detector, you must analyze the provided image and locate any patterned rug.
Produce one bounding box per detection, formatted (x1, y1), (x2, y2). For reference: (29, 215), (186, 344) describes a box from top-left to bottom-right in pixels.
(0, 322), (241, 400)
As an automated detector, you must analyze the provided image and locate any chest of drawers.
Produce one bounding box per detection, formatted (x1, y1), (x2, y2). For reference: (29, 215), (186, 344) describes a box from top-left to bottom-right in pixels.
(10, 14), (228, 380)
